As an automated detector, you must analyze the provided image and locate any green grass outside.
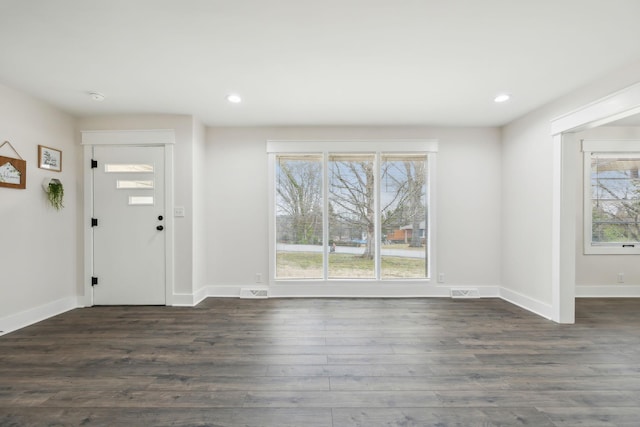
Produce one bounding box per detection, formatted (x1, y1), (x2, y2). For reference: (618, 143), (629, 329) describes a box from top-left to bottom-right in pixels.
(276, 251), (426, 279)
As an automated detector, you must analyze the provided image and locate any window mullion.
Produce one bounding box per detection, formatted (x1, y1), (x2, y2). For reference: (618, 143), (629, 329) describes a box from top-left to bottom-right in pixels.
(322, 151), (329, 280)
(374, 152), (381, 280)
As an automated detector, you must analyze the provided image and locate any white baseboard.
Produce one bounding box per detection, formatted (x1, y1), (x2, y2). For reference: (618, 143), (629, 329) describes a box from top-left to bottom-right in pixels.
(0, 296), (79, 336)
(500, 286), (553, 320)
(207, 285), (244, 298)
(171, 286), (211, 306)
(193, 286), (210, 305)
(170, 293), (197, 306)
(205, 283), (501, 299)
(576, 284), (640, 297)
(1, 284), (576, 336)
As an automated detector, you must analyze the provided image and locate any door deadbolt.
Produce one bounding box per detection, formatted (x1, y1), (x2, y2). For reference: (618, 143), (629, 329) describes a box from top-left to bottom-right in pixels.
(158, 215), (163, 221)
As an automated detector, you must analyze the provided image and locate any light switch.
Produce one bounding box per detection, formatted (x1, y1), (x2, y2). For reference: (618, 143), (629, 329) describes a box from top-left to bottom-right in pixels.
(174, 206), (185, 217)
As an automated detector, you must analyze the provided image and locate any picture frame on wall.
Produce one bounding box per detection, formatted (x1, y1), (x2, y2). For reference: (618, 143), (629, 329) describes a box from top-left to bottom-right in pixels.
(0, 155), (27, 189)
(38, 145), (62, 172)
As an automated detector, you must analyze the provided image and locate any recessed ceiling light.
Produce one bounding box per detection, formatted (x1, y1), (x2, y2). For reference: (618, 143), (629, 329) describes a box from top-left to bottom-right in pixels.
(494, 94), (511, 103)
(89, 91), (105, 102)
(227, 94), (242, 104)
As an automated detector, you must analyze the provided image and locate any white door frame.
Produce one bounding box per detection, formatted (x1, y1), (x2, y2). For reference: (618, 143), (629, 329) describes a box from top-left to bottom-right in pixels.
(81, 130), (176, 307)
(551, 81), (640, 323)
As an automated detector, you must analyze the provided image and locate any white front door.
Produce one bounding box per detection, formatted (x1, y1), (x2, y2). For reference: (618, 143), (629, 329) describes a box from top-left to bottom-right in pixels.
(92, 145), (166, 305)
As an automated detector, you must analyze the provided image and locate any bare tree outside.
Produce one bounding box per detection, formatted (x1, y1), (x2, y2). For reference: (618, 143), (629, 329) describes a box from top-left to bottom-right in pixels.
(328, 154), (375, 258)
(327, 155), (375, 278)
(275, 155), (323, 279)
(276, 156), (323, 244)
(275, 152), (429, 280)
(381, 154), (427, 279)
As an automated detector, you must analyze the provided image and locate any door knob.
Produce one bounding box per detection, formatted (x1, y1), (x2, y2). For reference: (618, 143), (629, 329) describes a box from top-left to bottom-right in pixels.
(156, 225), (164, 231)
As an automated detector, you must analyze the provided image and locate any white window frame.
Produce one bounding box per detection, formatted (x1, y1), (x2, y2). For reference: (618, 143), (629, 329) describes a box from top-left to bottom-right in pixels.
(267, 140), (438, 285)
(583, 139), (640, 255)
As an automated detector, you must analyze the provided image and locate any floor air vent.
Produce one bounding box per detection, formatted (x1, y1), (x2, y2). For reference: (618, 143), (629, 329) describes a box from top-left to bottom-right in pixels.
(240, 288), (269, 299)
(450, 288), (480, 299)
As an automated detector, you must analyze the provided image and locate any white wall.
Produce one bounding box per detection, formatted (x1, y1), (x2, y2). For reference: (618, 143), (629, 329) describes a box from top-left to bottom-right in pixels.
(205, 126), (502, 295)
(573, 126), (640, 291)
(77, 115), (197, 300)
(501, 110), (556, 307)
(0, 83), (77, 334)
(3, 60), (640, 332)
(192, 117), (207, 300)
(501, 59), (640, 316)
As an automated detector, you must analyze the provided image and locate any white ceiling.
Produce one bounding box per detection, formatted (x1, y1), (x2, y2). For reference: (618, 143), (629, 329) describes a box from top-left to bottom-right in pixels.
(1, 0), (640, 128)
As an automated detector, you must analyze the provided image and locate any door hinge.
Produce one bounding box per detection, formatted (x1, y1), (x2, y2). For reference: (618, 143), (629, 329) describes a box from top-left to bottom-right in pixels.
(91, 277), (98, 286)
(91, 159), (98, 169)
(91, 218), (98, 227)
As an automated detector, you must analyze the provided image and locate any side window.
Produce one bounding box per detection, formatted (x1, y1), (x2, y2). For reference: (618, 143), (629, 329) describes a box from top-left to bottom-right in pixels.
(583, 140), (640, 254)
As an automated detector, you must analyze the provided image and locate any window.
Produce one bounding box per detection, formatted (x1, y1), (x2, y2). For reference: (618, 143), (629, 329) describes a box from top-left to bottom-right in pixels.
(275, 154), (323, 279)
(269, 140), (437, 282)
(583, 140), (640, 254)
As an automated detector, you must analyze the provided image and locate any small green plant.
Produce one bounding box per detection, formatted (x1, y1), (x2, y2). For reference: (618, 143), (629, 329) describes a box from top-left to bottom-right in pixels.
(47, 179), (64, 210)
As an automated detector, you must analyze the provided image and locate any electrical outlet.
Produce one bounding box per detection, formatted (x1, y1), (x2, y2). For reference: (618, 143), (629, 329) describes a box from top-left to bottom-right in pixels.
(438, 273), (445, 283)
(617, 273), (625, 283)
(255, 273), (263, 283)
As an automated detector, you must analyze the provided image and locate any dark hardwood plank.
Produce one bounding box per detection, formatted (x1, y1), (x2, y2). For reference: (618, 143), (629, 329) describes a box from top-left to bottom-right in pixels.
(1, 297), (639, 426)
(332, 407), (556, 427)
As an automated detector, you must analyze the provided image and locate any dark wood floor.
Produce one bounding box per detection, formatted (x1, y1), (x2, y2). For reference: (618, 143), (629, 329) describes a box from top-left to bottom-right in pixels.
(1, 298), (640, 426)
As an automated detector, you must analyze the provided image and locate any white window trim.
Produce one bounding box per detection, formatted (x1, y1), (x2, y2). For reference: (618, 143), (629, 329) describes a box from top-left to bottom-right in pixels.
(267, 140), (438, 287)
(582, 139), (640, 255)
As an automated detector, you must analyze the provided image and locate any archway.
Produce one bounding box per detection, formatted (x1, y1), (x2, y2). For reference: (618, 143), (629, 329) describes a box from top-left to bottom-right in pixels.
(551, 82), (640, 323)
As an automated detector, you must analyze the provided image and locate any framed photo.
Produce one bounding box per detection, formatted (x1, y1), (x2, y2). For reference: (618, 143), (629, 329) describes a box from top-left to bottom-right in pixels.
(38, 145), (62, 172)
(0, 155), (27, 189)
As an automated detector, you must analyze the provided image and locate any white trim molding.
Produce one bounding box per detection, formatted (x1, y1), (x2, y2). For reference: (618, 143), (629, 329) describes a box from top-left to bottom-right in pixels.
(81, 129), (176, 146)
(267, 140), (438, 289)
(0, 297), (79, 337)
(267, 139), (439, 153)
(551, 81), (640, 136)
(500, 287), (553, 320)
(205, 283), (500, 299)
(4, 283), (638, 336)
(171, 287), (210, 306)
(81, 129), (176, 307)
(576, 284), (640, 298)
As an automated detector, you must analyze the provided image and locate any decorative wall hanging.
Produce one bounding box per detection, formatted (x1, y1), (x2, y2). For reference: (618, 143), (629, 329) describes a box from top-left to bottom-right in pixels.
(0, 140), (27, 189)
(38, 145), (62, 172)
(42, 177), (64, 210)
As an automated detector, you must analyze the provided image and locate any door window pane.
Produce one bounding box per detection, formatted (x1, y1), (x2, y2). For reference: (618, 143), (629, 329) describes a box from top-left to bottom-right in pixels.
(105, 164), (154, 173)
(275, 155), (323, 279)
(380, 154), (428, 278)
(117, 180), (154, 189)
(128, 196), (154, 205)
(328, 154), (375, 279)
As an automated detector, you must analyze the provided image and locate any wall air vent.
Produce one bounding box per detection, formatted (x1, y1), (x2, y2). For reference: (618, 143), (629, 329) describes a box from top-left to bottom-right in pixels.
(240, 288), (269, 299)
(450, 288), (480, 299)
